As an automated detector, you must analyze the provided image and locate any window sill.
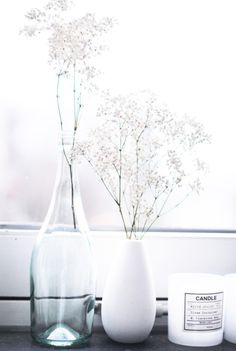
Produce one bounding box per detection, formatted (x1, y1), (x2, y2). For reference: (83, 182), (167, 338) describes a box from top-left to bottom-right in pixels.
(1, 229), (236, 326)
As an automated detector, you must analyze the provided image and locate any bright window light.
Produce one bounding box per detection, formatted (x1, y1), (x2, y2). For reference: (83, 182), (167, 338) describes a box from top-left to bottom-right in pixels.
(0, 0), (235, 230)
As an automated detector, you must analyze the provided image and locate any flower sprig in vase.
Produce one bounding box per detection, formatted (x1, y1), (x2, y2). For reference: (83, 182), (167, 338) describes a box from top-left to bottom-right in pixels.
(74, 90), (210, 344)
(76, 90), (210, 239)
(22, 0), (116, 347)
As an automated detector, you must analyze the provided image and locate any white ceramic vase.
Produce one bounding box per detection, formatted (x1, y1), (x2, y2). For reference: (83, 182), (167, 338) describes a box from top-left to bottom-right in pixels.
(101, 239), (156, 343)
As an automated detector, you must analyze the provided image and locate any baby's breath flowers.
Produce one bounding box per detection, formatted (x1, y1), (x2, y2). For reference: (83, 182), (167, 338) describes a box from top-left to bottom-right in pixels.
(21, 0), (115, 81)
(75, 91), (210, 239)
(22, 0), (116, 228)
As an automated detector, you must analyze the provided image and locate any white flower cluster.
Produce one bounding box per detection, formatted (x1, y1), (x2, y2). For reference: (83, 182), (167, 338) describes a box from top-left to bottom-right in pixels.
(21, 1), (117, 230)
(21, 0), (116, 86)
(22, 0), (116, 162)
(75, 91), (210, 239)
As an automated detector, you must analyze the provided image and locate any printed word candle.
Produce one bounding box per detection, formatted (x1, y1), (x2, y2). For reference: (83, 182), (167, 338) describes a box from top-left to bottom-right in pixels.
(168, 273), (224, 347)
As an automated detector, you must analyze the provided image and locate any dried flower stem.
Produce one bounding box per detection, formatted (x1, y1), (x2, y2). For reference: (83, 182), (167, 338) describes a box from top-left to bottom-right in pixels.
(76, 91), (210, 238)
(118, 127), (129, 238)
(69, 164), (76, 229)
(56, 72), (77, 229)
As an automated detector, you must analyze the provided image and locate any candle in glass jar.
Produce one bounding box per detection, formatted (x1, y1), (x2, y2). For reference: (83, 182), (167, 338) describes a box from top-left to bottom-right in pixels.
(168, 273), (224, 347)
(224, 273), (236, 343)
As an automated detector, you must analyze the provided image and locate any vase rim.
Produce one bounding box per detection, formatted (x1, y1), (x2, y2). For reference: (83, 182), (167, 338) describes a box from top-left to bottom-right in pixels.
(122, 238), (144, 243)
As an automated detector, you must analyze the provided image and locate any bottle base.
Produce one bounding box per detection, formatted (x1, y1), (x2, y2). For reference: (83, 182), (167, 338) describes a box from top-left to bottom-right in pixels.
(31, 323), (91, 348)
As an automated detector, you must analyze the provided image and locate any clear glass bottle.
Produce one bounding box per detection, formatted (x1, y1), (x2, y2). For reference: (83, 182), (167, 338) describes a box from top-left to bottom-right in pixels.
(30, 134), (95, 347)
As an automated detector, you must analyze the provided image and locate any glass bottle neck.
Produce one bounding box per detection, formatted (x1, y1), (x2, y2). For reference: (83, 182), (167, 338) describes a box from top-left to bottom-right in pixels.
(41, 137), (88, 234)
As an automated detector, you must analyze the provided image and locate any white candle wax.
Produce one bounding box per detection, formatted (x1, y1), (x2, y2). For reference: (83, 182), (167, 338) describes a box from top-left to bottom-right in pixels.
(224, 274), (236, 343)
(168, 273), (224, 347)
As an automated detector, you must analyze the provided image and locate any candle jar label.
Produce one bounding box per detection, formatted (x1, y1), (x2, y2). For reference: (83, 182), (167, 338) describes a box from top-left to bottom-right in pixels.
(184, 292), (223, 331)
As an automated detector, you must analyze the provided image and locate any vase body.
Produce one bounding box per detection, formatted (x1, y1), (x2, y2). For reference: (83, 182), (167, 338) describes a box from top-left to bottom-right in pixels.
(101, 239), (156, 343)
(30, 136), (95, 347)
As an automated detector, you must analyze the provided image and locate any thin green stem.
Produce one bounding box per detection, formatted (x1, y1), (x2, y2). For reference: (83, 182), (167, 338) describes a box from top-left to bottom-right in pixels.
(57, 72), (76, 230)
(161, 192), (191, 217)
(118, 205), (129, 239)
(144, 188), (173, 234)
(72, 63), (80, 149)
(73, 63), (77, 131)
(135, 139), (139, 233)
(130, 203), (139, 238)
(118, 127), (129, 238)
(87, 160), (119, 204)
(141, 196), (158, 233)
(69, 164), (76, 229)
(122, 190), (133, 229)
(56, 73), (70, 165)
